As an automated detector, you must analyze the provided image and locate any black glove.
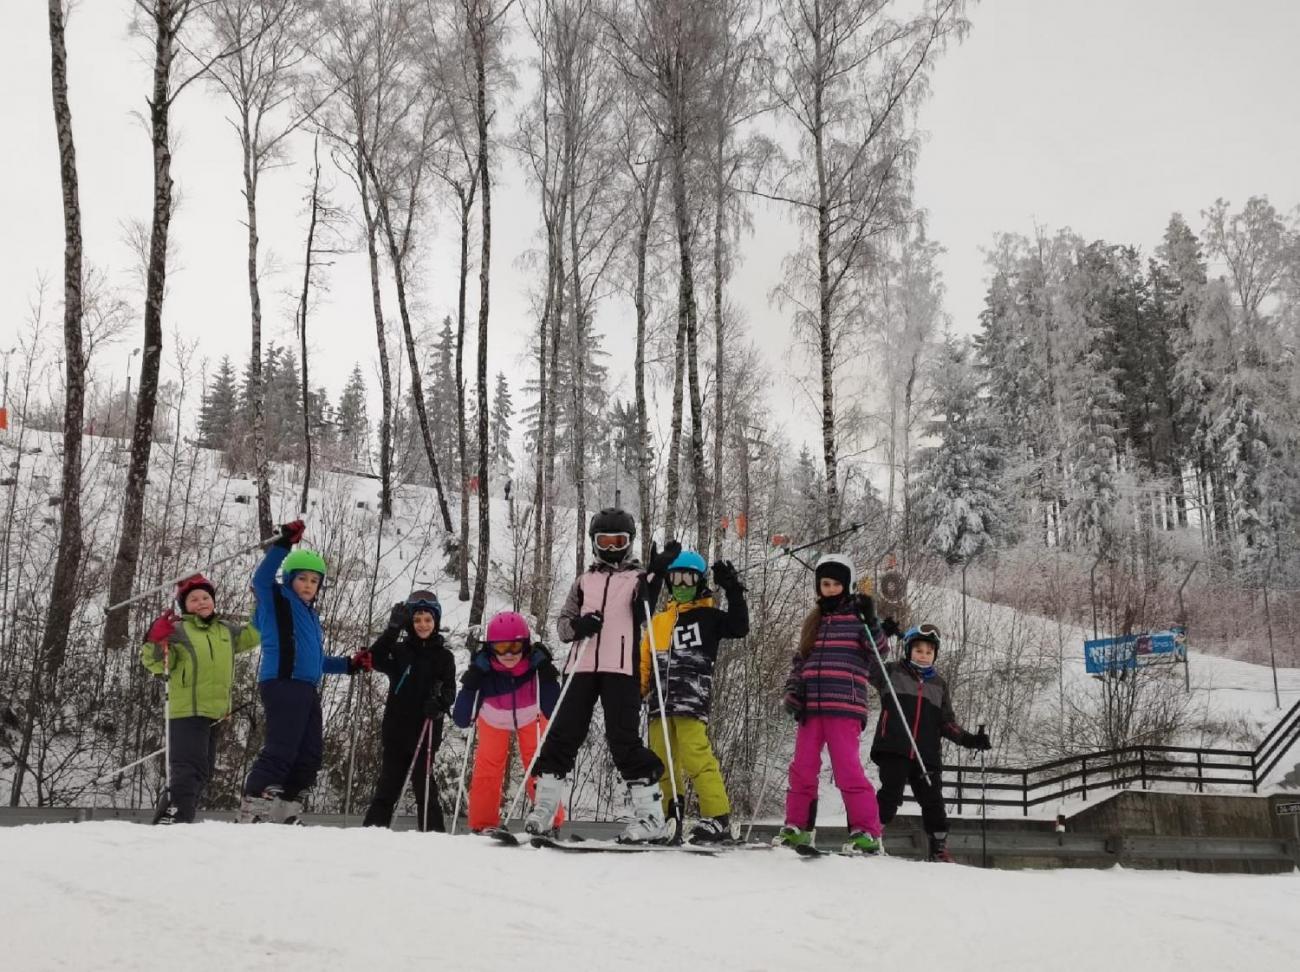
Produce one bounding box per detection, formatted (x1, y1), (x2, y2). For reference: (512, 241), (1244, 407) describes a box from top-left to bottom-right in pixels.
(571, 611), (603, 640)
(710, 560), (742, 590)
(850, 593), (877, 624)
(647, 540), (682, 577)
(422, 695), (449, 718)
(460, 665), (485, 691)
(387, 601), (409, 630)
(782, 692), (803, 722)
(881, 617), (901, 638)
(963, 729), (992, 752)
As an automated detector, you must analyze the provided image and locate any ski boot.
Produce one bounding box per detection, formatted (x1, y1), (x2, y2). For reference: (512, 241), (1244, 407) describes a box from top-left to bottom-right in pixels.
(927, 832), (955, 863)
(274, 795), (306, 825)
(842, 831), (884, 856)
(772, 825), (813, 849)
(689, 814), (732, 844)
(524, 773), (566, 836)
(239, 786), (284, 824)
(619, 779), (668, 843)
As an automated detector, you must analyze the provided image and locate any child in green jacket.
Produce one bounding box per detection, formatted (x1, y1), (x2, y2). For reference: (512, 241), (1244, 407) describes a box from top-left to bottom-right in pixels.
(141, 573), (260, 823)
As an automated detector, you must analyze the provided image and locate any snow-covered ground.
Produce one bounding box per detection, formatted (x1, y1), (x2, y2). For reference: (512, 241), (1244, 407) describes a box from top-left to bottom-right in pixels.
(1, 822), (1297, 971)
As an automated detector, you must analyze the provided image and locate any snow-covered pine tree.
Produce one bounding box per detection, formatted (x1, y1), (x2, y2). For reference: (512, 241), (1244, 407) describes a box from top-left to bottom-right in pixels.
(198, 355), (239, 449)
(490, 371), (513, 480)
(913, 333), (1002, 564)
(336, 365), (370, 470)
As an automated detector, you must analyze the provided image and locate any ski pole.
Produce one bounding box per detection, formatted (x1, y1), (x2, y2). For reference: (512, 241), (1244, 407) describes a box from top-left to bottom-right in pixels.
(979, 722), (989, 869)
(423, 726), (434, 833)
(402, 719), (432, 827)
(644, 599), (682, 842)
(735, 520), (867, 576)
(858, 608), (933, 785)
(501, 634), (594, 826)
(105, 534), (282, 614)
(449, 691), (480, 835)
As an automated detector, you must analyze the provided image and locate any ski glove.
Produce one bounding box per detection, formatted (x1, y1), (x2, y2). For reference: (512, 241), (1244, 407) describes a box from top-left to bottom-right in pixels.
(276, 519), (306, 547)
(571, 611), (604, 640)
(422, 696), (449, 718)
(962, 729), (992, 752)
(880, 617), (901, 639)
(387, 601), (409, 630)
(146, 610), (179, 644)
(782, 692), (804, 723)
(647, 540), (683, 579)
(710, 560), (742, 591)
(849, 593), (878, 625)
(348, 651), (373, 675)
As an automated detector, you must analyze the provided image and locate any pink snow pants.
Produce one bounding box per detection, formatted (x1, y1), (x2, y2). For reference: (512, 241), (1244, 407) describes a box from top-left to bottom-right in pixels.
(784, 715), (882, 836)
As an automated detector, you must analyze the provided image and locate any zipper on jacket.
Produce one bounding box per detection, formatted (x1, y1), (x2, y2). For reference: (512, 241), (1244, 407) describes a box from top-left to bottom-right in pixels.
(910, 676), (925, 760)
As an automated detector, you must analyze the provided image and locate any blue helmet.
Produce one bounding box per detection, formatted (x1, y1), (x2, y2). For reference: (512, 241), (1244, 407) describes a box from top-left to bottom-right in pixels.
(667, 550), (708, 576)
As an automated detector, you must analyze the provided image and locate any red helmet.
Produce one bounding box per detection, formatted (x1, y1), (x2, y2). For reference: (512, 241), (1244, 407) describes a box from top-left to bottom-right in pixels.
(176, 574), (216, 611)
(484, 611), (531, 646)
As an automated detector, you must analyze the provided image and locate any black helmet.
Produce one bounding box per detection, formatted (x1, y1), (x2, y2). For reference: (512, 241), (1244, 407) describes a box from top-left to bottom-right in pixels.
(589, 507), (636, 564)
(589, 507), (636, 539)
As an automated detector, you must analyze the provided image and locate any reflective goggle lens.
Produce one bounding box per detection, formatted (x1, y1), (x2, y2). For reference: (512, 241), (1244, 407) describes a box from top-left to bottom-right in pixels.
(594, 533), (630, 551)
(491, 640), (526, 656)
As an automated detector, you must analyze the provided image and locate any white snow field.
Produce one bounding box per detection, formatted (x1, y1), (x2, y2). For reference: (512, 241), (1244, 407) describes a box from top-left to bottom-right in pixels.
(1, 822), (1298, 972)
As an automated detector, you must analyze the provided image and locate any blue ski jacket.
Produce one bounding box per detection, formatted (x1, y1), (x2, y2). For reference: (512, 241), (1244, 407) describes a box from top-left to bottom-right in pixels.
(252, 544), (349, 685)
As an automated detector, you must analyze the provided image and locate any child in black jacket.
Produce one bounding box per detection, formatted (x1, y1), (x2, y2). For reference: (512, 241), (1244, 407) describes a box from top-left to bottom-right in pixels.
(870, 624), (990, 862)
(353, 591), (456, 832)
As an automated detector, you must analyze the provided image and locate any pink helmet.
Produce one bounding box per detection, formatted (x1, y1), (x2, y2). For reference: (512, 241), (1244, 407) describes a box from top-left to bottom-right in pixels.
(484, 611), (531, 646)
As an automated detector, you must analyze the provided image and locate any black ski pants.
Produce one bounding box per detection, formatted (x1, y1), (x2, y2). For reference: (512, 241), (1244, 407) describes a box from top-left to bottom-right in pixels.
(244, 679), (323, 800)
(168, 716), (219, 823)
(532, 671), (663, 783)
(363, 720), (446, 832)
(875, 754), (948, 835)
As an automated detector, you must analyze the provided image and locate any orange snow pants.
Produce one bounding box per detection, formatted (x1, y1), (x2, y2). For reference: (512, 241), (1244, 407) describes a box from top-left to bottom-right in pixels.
(467, 717), (565, 832)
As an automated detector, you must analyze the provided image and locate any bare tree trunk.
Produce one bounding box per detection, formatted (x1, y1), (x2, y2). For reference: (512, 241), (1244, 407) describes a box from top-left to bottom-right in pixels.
(665, 312), (686, 541)
(541, 236), (565, 608)
(710, 145), (726, 561)
(567, 126), (587, 575)
(243, 117), (273, 538)
(669, 120), (704, 550)
(457, 195), (474, 601)
(357, 151), (394, 517)
(103, 1), (180, 658)
(21, 0), (87, 804)
(814, 83), (840, 536)
(633, 158), (662, 564)
(297, 137), (322, 513)
(469, 1), (494, 626)
(528, 227), (557, 621)
(364, 156), (455, 533)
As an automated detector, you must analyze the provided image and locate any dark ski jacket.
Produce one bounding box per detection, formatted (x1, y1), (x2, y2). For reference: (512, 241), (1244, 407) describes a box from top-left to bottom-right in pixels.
(368, 625), (457, 749)
(451, 647), (561, 731)
(869, 660), (976, 770)
(640, 581), (749, 723)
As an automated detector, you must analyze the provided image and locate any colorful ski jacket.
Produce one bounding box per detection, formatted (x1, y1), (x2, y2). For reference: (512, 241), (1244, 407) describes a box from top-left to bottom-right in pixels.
(784, 607), (888, 725)
(140, 613), (260, 719)
(556, 560), (660, 677)
(451, 649), (561, 732)
(368, 626), (457, 746)
(870, 660), (971, 769)
(251, 544), (349, 685)
(639, 585), (749, 722)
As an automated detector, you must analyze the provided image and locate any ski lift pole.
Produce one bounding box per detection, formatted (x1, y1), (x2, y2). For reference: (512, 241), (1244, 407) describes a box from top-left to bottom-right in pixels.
(449, 691), (481, 835)
(644, 599), (682, 841)
(105, 534), (282, 614)
(979, 723), (989, 869)
(734, 521), (868, 576)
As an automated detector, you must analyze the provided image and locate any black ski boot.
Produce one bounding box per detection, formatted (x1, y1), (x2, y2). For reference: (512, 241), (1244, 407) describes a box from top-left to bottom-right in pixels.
(927, 832), (955, 863)
(689, 814), (732, 844)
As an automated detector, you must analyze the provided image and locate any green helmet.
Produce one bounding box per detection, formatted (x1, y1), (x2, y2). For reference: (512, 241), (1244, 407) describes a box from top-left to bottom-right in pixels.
(282, 548), (327, 580)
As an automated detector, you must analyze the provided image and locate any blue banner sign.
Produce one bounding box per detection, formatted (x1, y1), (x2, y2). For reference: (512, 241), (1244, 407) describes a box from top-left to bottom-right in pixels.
(1084, 627), (1187, 675)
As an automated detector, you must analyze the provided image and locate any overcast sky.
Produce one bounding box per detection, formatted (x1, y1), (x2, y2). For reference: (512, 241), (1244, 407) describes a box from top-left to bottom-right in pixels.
(3, 0), (1298, 457)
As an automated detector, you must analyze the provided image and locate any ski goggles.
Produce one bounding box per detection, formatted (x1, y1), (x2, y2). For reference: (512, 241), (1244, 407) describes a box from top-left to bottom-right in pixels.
(903, 623), (941, 644)
(489, 639), (527, 657)
(407, 590), (440, 613)
(593, 532), (631, 552)
(667, 569), (702, 588)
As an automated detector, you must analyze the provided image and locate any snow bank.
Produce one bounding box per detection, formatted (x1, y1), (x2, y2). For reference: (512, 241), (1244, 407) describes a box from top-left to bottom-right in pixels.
(2, 822), (1298, 971)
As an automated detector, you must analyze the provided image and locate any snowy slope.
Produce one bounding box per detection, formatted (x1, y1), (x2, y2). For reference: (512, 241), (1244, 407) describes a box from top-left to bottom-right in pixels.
(1, 822), (1298, 972)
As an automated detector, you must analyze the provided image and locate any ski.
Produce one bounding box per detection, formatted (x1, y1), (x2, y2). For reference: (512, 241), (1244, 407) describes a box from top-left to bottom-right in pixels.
(485, 828), (521, 846)
(529, 835), (719, 855)
(792, 843), (884, 860)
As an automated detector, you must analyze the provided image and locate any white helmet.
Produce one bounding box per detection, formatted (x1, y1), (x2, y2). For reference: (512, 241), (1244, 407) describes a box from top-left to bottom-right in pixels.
(814, 553), (855, 591)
